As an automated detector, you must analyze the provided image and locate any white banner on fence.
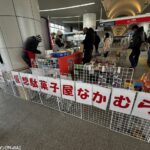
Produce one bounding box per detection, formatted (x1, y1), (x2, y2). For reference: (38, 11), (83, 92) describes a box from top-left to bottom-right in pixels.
(11, 72), (150, 121)
(109, 88), (136, 114)
(29, 75), (40, 92)
(132, 92), (150, 120)
(0, 70), (5, 82)
(76, 82), (92, 105)
(92, 85), (111, 110)
(47, 78), (61, 97)
(38, 76), (49, 94)
(11, 71), (22, 87)
(20, 73), (30, 89)
(61, 79), (75, 101)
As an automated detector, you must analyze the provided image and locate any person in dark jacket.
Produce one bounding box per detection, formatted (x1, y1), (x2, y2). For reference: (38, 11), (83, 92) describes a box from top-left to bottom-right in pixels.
(22, 35), (42, 67)
(0, 54), (3, 64)
(147, 36), (150, 67)
(129, 25), (145, 68)
(53, 30), (64, 51)
(83, 28), (95, 64)
(94, 31), (100, 55)
(83, 27), (88, 35)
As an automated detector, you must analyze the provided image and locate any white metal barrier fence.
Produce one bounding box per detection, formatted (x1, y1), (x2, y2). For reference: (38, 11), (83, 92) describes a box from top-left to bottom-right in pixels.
(0, 65), (149, 143)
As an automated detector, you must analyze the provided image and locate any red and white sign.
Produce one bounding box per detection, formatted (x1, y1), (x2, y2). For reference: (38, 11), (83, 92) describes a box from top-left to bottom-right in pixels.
(29, 75), (40, 92)
(11, 71), (22, 87)
(109, 88), (136, 114)
(116, 16), (150, 25)
(61, 79), (75, 101)
(76, 82), (92, 105)
(92, 85), (111, 110)
(20, 73), (30, 88)
(47, 78), (61, 97)
(0, 70), (4, 82)
(132, 92), (150, 120)
(38, 76), (49, 94)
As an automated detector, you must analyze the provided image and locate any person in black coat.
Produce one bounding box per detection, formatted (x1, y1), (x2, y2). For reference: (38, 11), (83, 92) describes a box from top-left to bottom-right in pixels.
(83, 28), (95, 64)
(147, 36), (150, 67)
(129, 25), (145, 68)
(0, 54), (3, 64)
(53, 30), (64, 51)
(94, 31), (100, 55)
(22, 35), (42, 67)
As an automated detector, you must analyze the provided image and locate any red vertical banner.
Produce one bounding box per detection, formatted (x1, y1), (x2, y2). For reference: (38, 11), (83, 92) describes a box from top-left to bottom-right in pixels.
(132, 92), (150, 120)
(11, 71), (22, 87)
(76, 82), (93, 105)
(47, 78), (61, 97)
(109, 88), (136, 114)
(0, 70), (4, 83)
(20, 73), (30, 88)
(61, 79), (75, 101)
(29, 75), (40, 92)
(38, 76), (49, 94)
(92, 85), (111, 110)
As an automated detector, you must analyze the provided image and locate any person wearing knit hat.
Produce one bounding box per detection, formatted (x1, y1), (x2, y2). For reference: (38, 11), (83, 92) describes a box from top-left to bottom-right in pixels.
(35, 35), (42, 42)
(22, 35), (42, 67)
(53, 30), (64, 51)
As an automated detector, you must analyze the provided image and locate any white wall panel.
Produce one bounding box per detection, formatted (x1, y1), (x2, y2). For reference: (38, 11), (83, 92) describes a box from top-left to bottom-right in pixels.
(34, 21), (44, 47)
(37, 46), (45, 57)
(30, 0), (41, 21)
(7, 48), (28, 70)
(13, 0), (33, 18)
(18, 17), (36, 42)
(0, 48), (12, 71)
(0, 29), (6, 48)
(0, 0), (42, 71)
(0, 16), (22, 48)
(0, 0), (15, 16)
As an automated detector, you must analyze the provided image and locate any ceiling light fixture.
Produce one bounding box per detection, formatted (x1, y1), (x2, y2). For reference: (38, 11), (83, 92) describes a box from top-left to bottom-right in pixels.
(40, 2), (95, 12)
(51, 16), (80, 19)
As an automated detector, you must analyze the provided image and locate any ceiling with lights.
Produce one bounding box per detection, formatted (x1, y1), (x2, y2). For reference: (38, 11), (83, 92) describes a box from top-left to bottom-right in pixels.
(38, 0), (150, 26)
(102, 0), (150, 19)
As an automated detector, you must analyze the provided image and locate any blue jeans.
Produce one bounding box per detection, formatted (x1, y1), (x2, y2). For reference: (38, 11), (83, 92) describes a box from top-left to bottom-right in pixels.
(148, 49), (150, 66)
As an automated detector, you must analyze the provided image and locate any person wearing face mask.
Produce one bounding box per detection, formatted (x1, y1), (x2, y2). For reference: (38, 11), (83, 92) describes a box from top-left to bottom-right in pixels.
(103, 32), (111, 57)
(22, 35), (42, 67)
(129, 25), (146, 68)
(53, 30), (64, 51)
(83, 28), (95, 64)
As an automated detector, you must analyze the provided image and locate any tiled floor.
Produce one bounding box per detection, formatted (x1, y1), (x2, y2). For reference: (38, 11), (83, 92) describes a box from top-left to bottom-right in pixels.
(0, 91), (149, 150)
(133, 51), (150, 79)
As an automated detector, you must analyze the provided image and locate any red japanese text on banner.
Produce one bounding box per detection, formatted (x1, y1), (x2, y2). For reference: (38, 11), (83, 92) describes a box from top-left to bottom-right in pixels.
(0, 70), (5, 83)
(38, 76), (49, 94)
(47, 78), (61, 97)
(11, 71), (22, 87)
(92, 85), (111, 110)
(76, 82), (92, 105)
(109, 88), (136, 114)
(132, 92), (150, 120)
(20, 73), (30, 88)
(29, 75), (40, 92)
(61, 79), (75, 101)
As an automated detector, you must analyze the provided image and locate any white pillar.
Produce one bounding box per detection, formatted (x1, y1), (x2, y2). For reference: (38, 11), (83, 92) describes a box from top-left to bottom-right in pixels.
(0, 0), (45, 71)
(83, 13), (96, 29)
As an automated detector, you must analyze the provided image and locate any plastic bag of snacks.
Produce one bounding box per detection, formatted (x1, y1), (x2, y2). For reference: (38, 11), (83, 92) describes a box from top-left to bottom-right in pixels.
(140, 72), (150, 92)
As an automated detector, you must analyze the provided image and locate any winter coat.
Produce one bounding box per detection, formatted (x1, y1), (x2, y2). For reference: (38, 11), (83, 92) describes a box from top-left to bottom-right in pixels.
(103, 38), (111, 51)
(129, 27), (146, 50)
(23, 36), (41, 54)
